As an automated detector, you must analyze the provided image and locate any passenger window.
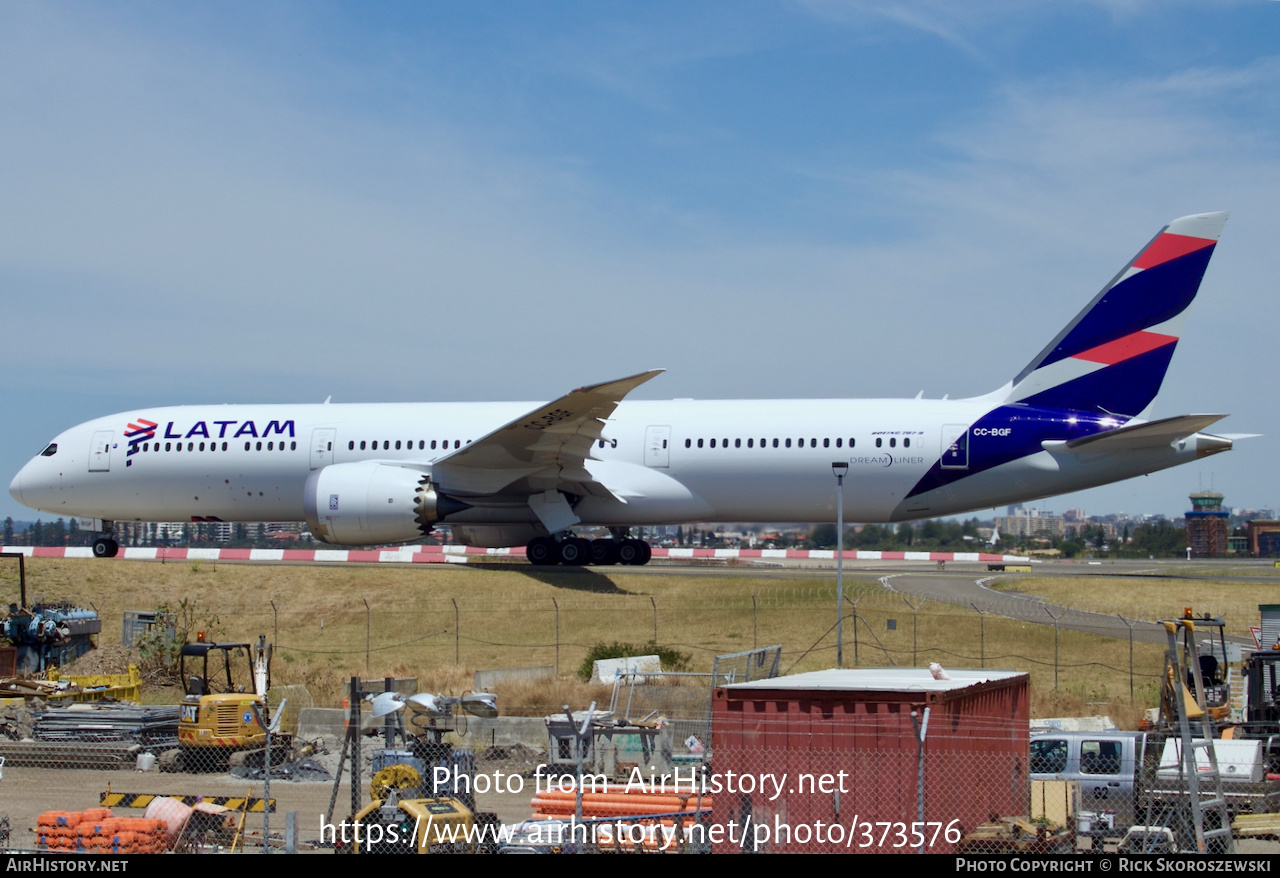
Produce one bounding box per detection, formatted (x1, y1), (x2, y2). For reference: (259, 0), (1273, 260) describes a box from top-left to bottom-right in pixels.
(685, 439), (691, 448)
(395, 441), (401, 450)
(697, 439), (704, 448)
(1030, 739), (1068, 774)
(785, 438), (792, 448)
(890, 438), (896, 448)
(876, 438), (882, 448)
(1081, 741), (1122, 775)
(734, 438), (740, 448)
(222, 442), (228, 451)
(835, 438), (842, 448)
(349, 441), (355, 450)
(904, 438), (910, 448)
(710, 438), (716, 448)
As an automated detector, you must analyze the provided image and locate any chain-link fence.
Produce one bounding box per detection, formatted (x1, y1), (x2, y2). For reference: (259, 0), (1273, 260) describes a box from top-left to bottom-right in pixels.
(0, 581), (1242, 854)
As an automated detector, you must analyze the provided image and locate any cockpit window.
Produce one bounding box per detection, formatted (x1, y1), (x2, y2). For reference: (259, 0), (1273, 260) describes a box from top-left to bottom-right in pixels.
(40, 443), (57, 457)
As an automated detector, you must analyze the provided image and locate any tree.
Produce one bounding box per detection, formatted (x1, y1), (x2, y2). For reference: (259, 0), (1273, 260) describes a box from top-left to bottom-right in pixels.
(1128, 519), (1185, 557)
(1059, 538), (1085, 558)
(808, 523), (837, 549)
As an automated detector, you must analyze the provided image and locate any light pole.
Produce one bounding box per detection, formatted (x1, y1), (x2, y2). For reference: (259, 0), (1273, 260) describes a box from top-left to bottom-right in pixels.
(832, 461), (849, 668)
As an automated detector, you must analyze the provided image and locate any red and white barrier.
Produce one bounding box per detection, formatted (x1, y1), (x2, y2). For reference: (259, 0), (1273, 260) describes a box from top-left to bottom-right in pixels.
(1, 545), (1030, 564)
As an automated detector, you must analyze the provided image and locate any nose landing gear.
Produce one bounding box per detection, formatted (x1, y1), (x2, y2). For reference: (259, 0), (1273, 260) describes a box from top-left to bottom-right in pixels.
(91, 521), (119, 558)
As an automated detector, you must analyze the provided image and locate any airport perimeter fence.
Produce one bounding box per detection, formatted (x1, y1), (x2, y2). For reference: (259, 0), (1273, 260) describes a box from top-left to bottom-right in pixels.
(224, 585), (1172, 708)
(0, 579), (1201, 853)
(9, 710), (1280, 855)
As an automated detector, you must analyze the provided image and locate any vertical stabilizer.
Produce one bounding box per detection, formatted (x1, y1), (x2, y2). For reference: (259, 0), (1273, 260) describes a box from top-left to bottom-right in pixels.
(1005, 212), (1228, 419)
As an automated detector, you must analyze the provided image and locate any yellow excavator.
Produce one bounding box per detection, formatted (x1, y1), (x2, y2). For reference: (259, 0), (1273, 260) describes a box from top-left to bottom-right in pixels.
(159, 635), (287, 772)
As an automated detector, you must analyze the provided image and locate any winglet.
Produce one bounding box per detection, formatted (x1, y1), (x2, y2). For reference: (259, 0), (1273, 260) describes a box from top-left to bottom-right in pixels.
(572, 369), (665, 399)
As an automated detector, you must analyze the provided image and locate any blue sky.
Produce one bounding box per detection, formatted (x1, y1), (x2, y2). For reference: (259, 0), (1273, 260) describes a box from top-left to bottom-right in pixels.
(3, 1), (1277, 524)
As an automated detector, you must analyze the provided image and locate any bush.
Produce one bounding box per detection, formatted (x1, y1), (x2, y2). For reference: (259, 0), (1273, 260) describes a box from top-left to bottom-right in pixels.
(133, 599), (223, 685)
(577, 640), (692, 680)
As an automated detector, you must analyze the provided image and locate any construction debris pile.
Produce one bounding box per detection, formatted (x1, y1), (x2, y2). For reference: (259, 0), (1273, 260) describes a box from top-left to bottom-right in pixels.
(0, 700), (179, 769)
(34, 702), (179, 748)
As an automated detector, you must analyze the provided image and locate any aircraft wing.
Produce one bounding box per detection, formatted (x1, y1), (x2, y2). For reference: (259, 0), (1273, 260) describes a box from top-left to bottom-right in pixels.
(1043, 414), (1228, 454)
(430, 370), (664, 508)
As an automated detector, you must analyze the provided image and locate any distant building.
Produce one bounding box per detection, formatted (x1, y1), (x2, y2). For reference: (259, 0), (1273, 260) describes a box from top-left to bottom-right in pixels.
(995, 509), (1064, 540)
(1186, 492), (1229, 558)
(1247, 521), (1280, 558)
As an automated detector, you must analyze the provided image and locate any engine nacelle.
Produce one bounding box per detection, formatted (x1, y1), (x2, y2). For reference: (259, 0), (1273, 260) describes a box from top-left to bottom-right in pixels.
(303, 461), (468, 546)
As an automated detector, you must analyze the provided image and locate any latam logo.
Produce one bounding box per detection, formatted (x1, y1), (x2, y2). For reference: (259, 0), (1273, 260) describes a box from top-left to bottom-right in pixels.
(124, 418), (296, 464)
(124, 419), (159, 466)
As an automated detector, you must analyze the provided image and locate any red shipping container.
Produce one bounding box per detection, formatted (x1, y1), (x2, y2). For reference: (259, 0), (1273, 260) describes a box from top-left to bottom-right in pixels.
(710, 667), (1029, 854)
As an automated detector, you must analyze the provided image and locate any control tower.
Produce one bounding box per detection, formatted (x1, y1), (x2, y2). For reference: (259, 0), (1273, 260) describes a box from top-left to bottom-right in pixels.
(1186, 491), (1229, 558)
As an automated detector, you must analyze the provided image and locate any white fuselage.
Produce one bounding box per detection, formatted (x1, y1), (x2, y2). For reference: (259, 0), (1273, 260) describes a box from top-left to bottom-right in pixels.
(9, 395), (1211, 546)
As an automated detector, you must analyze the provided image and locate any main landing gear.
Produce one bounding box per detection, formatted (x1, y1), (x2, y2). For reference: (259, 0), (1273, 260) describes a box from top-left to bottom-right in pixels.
(91, 521), (119, 558)
(526, 533), (653, 567)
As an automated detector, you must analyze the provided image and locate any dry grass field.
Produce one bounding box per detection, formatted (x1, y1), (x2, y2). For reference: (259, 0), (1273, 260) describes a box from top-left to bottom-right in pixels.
(0, 558), (1198, 725)
(991, 570), (1280, 638)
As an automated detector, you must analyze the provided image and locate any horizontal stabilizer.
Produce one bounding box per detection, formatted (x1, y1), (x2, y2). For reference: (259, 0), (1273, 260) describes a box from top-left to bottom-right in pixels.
(1043, 414), (1227, 454)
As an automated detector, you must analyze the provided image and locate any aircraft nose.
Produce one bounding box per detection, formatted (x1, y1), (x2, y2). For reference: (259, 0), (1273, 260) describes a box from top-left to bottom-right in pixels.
(9, 467), (24, 506)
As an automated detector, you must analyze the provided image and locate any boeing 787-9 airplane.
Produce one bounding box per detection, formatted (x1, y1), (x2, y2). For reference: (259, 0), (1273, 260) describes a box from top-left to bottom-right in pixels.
(10, 212), (1238, 565)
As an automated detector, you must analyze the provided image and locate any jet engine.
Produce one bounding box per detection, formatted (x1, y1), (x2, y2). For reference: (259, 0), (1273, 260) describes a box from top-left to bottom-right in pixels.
(302, 461), (469, 546)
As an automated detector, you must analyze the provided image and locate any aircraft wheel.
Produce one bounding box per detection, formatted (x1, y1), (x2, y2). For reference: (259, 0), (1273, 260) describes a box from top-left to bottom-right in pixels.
(618, 538), (647, 565)
(558, 538), (592, 566)
(92, 538), (119, 559)
(591, 539), (621, 566)
(637, 540), (652, 565)
(526, 537), (557, 566)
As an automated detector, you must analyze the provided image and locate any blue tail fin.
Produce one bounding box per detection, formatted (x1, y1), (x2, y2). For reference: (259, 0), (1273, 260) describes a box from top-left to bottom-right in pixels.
(1004, 211), (1227, 419)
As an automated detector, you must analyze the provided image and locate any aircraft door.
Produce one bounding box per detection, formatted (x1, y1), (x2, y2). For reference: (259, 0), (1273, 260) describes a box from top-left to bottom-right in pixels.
(89, 431), (113, 472)
(310, 428), (337, 470)
(941, 424), (969, 469)
(644, 426), (671, 468)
